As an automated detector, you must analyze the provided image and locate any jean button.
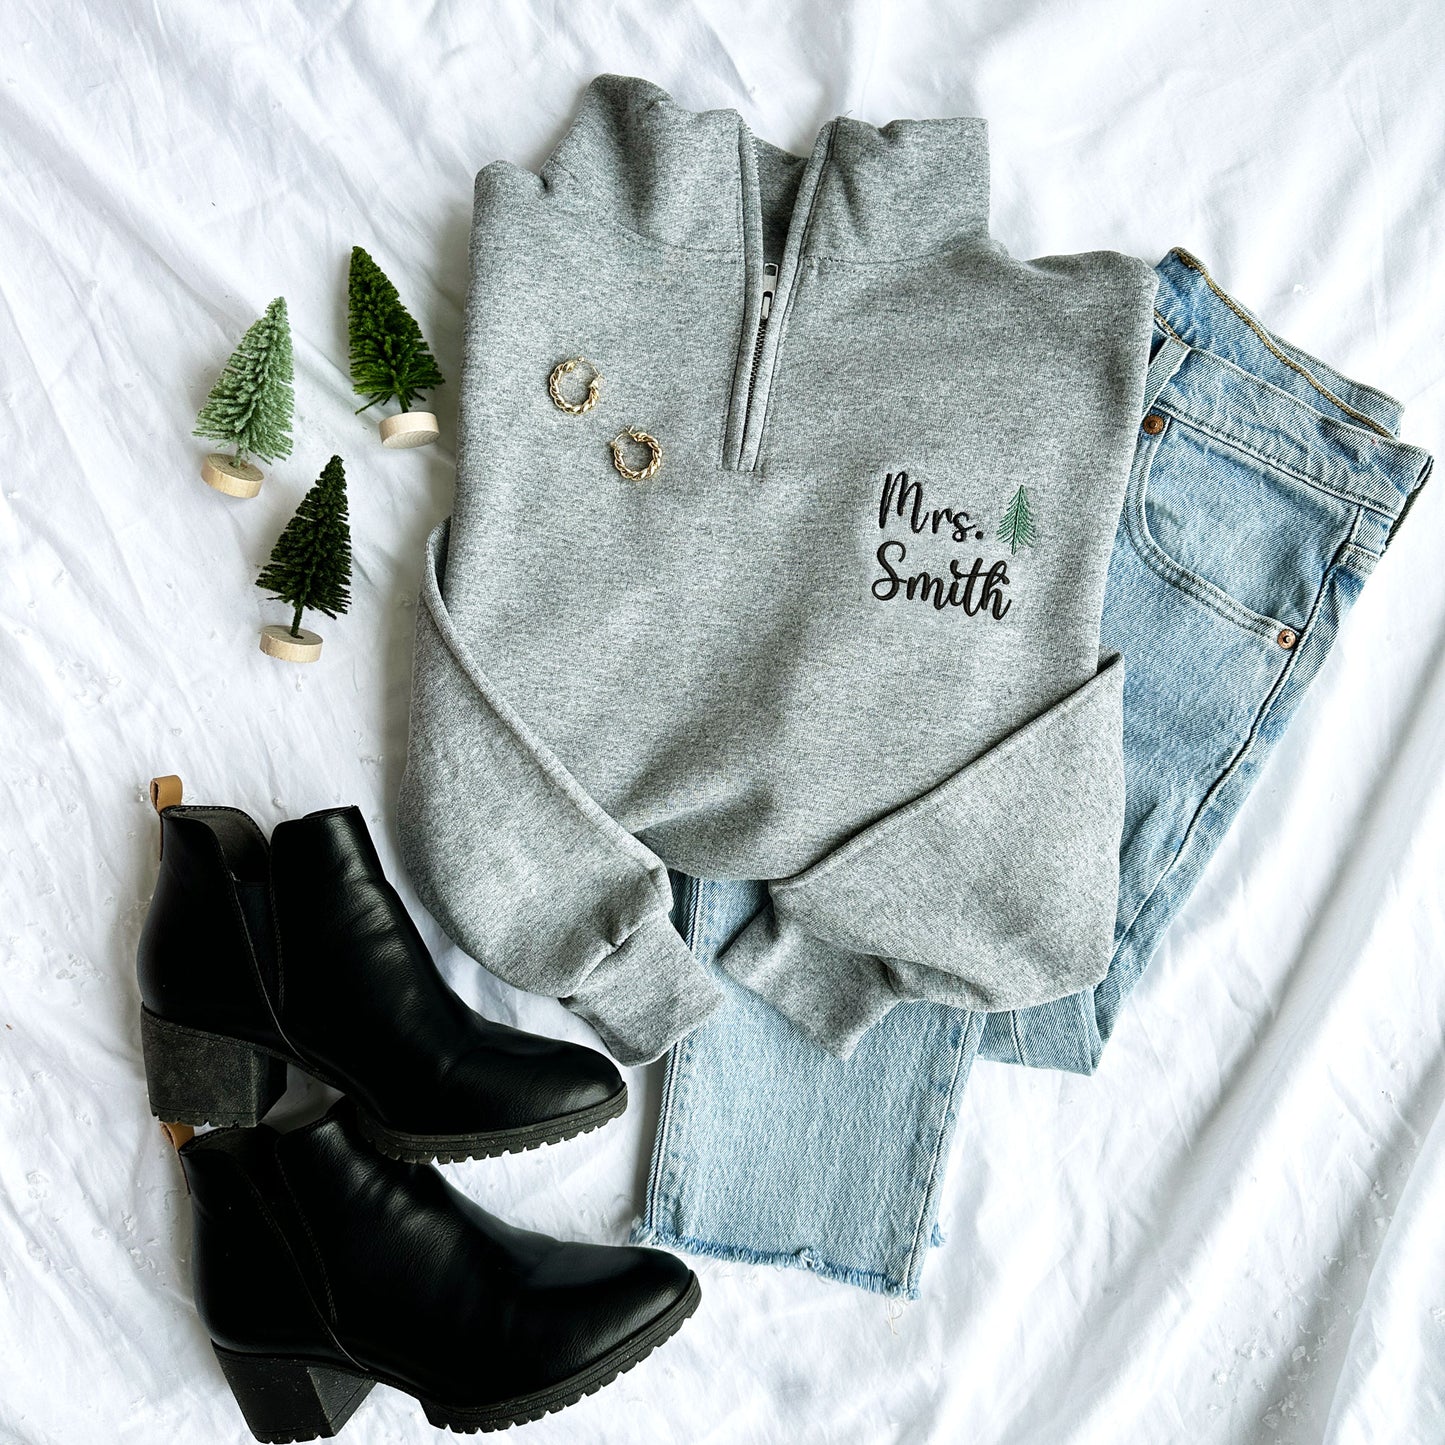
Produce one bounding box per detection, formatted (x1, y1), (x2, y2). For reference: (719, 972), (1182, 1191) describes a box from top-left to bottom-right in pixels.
(1142, 413), (1166, 435)
(1277, 627), (1298, 649)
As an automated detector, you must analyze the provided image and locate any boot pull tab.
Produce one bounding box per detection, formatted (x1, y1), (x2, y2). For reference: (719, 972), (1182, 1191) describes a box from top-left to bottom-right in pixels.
(159, 1121), (196, 1193)
(159, 1120), (195, 1151)
(148, 775), (183, 859)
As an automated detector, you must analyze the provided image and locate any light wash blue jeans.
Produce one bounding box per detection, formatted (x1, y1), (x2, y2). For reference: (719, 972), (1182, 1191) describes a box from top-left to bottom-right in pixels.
(632, 248), (1433, 1297)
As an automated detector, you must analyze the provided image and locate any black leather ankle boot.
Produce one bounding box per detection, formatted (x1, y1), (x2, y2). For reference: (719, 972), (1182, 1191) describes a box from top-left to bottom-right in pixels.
(179, 1101), (700, 1439)
(137, 795), (626, 1160)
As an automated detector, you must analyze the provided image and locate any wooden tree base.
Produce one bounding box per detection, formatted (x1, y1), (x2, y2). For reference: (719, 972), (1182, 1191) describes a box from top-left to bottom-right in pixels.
(201, 452), (264, 497)
(379, 411), (439, 449)
(259, 624), (323, 663)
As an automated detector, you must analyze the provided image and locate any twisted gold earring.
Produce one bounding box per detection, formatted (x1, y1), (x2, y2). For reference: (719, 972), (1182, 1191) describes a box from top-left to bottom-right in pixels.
(610, 427), (663, 482)
(548, 356), (602, 414)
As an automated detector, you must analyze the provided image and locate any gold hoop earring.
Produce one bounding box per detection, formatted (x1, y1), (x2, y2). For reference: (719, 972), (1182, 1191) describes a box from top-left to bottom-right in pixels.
(548, 357), (602, 414)
(610, 427), (663, 482)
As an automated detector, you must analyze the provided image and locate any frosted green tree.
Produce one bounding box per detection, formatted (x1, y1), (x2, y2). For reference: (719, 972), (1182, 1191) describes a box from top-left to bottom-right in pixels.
(996, 485), (1038, 555)
(193, 297), (295, 464)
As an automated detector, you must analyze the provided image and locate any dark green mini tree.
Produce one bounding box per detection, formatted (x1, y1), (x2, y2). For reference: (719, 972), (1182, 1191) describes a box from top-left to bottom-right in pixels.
(256, 455), (352, 637)
(193, 297), (294, 463)
(996, 485), (1038, 555)
(347, 247), (445, 412)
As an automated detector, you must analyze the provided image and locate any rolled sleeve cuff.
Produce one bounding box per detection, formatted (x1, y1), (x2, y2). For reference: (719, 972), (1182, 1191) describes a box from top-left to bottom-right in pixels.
(564, 912), (725, 1065)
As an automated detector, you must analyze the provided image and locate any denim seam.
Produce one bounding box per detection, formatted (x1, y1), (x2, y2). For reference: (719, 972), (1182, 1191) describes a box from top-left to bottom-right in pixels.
(1104, 554), (1355, 1039)
(1327, 509), (1370, 588)
(644, 1038), (682, 1231)
(642, 877), (702, 1233)
(1108, 524), (1342, 956)
(901, 1015), (973, 1293)
(1125, 425), (1297, 641)
(1153, 307), (1186, 346)
(1157, 397), (1401, 521)
(1338, 540), (1380, 577)
(652, 1032), (698, 1229)
(1167, 248), (1396, 438)
(1009, 1007), (1027, 1066)
(1341, 506), (1366, 559)
(1388, 452), (1433, 544)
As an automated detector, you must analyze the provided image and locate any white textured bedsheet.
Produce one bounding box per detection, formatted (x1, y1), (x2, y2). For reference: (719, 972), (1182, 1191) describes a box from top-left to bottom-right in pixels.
(3, 3), (1443, 1441)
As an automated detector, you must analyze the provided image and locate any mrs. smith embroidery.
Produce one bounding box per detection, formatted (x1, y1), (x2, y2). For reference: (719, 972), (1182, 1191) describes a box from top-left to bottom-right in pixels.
(871, 471), (1032, 619)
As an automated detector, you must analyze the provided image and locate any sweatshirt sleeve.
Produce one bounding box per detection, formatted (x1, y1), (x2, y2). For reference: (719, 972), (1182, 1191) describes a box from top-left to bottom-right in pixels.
(396, 520), (723, 1066)
(713, 654), (1127, 1059)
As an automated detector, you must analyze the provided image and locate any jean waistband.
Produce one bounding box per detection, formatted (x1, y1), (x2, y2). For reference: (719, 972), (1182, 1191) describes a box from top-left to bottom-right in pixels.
(1148, 247), (1431, 528)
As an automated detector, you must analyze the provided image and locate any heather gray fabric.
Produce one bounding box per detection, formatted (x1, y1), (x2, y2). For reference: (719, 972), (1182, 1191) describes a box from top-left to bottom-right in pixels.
(397, 74), (1159, 1063)
(718, 653), (1126, 1057)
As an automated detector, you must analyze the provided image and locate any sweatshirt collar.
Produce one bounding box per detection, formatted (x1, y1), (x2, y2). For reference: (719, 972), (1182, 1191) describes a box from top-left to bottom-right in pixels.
(545, 74), (991, 260)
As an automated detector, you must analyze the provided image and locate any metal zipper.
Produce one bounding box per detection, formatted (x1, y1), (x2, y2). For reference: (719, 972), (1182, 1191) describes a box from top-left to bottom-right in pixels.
(739, 262), (779, 443)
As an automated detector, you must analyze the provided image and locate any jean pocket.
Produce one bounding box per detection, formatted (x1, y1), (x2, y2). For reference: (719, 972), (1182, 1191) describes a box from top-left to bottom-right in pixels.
(1124, 410), (1358, 637)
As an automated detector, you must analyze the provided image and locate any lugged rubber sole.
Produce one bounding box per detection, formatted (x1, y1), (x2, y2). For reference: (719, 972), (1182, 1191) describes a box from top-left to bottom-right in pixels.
(212, 1273), (701, 1440)
(140, 1008), (627, 1161)
(355, 1083), (629, 1165)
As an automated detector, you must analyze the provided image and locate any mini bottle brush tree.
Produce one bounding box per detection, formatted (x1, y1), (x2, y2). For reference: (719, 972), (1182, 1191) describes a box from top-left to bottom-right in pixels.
(348, 246), (445, 448)
(256, 454), (352, 663)
(193, 297), (294, 498)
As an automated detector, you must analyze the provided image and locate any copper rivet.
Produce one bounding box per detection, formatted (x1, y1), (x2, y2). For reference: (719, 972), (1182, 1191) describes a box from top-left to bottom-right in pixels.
(1142, 413), (1166, 435)
(1277, 628), (1298, 650)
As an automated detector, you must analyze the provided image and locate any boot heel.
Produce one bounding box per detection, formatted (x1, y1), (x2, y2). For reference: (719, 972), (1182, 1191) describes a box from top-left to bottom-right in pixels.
(141, 1010), (286, 1128)
(212, 1344), (374, 1442)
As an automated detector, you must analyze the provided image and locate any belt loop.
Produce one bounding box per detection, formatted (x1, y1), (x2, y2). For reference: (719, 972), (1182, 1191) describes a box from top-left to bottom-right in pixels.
(1142, 334), (1190, 414)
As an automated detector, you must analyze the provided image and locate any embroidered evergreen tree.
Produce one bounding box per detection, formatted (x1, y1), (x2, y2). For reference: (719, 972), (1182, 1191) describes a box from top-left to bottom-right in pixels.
(193, 297), (294, 464)
(347, 247), (445, 412)
(256, 455), (352, 637)
(996, 485), (1038, 555)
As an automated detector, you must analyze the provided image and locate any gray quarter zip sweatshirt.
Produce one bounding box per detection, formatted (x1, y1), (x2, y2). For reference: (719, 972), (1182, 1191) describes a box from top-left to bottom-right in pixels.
(398, 75), (1158, 1064)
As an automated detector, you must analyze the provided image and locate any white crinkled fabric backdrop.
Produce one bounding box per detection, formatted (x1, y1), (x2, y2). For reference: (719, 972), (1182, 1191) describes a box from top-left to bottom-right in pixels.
(2, 3), (1443, 1441)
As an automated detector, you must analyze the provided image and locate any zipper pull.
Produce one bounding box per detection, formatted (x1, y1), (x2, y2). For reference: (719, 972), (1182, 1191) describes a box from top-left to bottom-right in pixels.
(760, 262), (779, 320)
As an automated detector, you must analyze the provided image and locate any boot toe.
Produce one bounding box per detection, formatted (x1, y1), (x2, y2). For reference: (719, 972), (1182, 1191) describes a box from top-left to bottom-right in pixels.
(464, 1027), (625, 1126)
(536, 1038), (625, 1117)
(525, 1244), (697, 1383)
(357, 1023), (626, 1149)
